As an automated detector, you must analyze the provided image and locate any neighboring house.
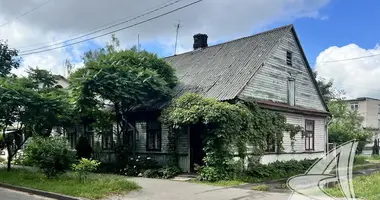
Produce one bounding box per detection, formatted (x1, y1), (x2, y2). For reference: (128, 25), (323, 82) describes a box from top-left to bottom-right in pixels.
(124, 24), (330, 172)
(345, 97), (380, 155)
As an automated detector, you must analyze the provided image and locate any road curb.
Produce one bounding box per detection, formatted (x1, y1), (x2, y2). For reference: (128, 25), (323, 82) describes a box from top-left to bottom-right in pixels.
(0, 183), (83, 200)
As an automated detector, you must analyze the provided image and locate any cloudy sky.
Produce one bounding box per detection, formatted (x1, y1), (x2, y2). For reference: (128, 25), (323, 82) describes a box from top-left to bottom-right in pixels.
(0, 0), (379, 99)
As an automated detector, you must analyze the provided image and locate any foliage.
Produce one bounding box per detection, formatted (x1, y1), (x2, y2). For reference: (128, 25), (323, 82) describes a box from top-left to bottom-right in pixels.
(161, 93), (303, 181)
(251, 184), (270, 191)
(0, 40), (19, 77)
(70, 36), (177, 147)
(0, 168), (140, 200)
(158, 165), (181, 179)
(243, 159), (317, 182)
(142, 169), (161, 178)
(75, 136), (93, 159)
(373, 139), (379, 155)
(72, 158), (101, 182)
(313, 70), (335, 103)
(23, 137), (76, 177)
(0, 66), (73, 171)
(119, 156), (159, 176)
(0, 157), (5, 164)
(328, 99), (373, 153)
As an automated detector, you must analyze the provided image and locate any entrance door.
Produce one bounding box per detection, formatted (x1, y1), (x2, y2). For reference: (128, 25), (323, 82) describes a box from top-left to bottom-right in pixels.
(189, 124), (205, 172)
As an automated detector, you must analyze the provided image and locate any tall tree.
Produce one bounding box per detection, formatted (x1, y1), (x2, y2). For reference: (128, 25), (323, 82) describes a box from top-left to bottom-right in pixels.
(0, 40), (19, 77)
(313, 71), (335, 103)
(70, 36), (177, 152)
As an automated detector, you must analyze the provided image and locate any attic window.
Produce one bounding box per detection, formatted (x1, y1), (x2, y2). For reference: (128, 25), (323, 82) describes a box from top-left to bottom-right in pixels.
(286, 51), (293, 66)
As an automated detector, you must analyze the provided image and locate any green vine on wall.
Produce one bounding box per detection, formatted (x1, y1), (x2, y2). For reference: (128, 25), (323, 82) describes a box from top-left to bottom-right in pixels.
(161, 93), (304, 178)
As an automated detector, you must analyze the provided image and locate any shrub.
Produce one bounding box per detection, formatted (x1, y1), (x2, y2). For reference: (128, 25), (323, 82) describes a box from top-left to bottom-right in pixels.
(142, 169), (160, 178)
(23, 137), (76, 177)
(0, 157), (5, 164)
(120, 156), (159, 176)
(75, 136), (93, 159)
(72, 158), (101, 182)
(159, 165), (181, 179)
(245, 159), (317, 181)
(198, 166), (223, 182)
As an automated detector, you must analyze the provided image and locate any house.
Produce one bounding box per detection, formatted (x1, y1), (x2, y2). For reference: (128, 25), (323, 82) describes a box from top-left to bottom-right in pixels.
(123, 24), (330, 172)
(345, 97), (380, 155)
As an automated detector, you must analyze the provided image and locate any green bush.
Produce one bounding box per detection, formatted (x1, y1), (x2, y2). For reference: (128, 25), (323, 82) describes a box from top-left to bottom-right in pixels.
(23, 137), (76, 177)
(159, 165), (181, 179)
(198, 166), (224, 182)
(245, 159), (317, 181)
(252, 184), (270, 191)
(120, 156), (159, 176)
(72, 158), (101, 182)
(142, 169), (160, 178)
(0, 156), (5, 164)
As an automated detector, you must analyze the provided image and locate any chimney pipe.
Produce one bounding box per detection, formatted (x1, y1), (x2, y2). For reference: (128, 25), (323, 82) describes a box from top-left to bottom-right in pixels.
(193, 33), (208, 50)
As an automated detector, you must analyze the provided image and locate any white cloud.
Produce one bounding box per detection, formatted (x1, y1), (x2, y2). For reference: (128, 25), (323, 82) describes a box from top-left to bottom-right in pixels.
(0, 0), (331, 76)
(315, 44), (380, 99)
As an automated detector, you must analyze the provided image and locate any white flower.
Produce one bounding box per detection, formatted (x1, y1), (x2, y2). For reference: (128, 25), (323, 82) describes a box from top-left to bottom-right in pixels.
(136, 159), (139, 162)
(147, 157), (151, 160)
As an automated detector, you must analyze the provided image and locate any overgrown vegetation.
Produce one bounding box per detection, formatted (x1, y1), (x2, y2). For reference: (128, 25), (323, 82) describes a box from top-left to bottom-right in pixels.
(161, 93), (304, 182)
(0, 168), (140, 200)
(23, 137), (76, 177)
(72, 158), (101, 182)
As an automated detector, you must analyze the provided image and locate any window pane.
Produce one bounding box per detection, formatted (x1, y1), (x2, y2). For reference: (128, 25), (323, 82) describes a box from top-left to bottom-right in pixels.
(306, 121), (314, 131)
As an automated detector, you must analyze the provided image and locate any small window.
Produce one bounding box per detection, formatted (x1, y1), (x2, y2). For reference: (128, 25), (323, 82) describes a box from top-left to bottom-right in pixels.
(288, 78), (295, 106)
(351, 103), (359, 111)
(305, 120), (315, 151)
(146, 120), (161, 151)
(102, 126), (113, 150)
(265, 135), (276, 153)
(286, 51), (293, 66)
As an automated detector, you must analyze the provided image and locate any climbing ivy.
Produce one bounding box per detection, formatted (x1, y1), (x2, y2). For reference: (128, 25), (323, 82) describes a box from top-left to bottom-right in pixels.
(161, 93), (303, 180)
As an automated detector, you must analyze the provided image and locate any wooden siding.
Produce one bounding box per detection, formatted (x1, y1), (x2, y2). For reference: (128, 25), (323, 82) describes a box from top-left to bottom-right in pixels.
(282, 113), (326, 153)
(238, 30), (325, 111)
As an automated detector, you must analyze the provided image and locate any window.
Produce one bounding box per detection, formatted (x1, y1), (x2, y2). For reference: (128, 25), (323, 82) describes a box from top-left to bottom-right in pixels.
(305, 120), (315, 151)
(68, 131), (77, 149)
(351, 103), (359, 111)
(265, 135), (276, 153)
(146, 120), (161, 151)
(288, 78), (295, 106)
(286, 51), (293, 66)
(102, 126), (113, 150)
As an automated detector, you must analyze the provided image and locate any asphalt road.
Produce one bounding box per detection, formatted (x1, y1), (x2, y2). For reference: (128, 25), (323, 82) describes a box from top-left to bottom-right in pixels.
(0, 188), (52, 200)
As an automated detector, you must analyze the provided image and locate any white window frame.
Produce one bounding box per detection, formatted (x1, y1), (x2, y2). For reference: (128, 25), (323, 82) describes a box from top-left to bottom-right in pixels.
(351, 103), (358, 111)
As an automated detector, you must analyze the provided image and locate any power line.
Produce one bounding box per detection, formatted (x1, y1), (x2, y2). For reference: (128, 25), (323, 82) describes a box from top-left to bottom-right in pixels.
(0, 0), (54, 28)
(19, 0), (186, 54)
(19, 0), (204, 56)
(15, 0), (179, 50)
(314, 53), (380, 64)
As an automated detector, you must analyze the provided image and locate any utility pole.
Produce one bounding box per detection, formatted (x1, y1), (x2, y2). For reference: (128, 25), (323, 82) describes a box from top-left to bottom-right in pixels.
(174, 21), (182, 55)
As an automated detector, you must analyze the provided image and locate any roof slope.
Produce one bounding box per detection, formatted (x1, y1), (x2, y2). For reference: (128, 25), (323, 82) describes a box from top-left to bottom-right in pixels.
(164, 25), (293, 101)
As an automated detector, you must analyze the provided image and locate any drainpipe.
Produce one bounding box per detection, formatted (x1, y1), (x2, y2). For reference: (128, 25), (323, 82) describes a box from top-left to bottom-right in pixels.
(325, 116), (332, 152)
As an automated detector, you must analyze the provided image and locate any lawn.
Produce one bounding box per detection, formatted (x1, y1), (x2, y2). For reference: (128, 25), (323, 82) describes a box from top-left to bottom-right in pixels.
(326, 172), (380, 200)
(0, 168), (140, 199)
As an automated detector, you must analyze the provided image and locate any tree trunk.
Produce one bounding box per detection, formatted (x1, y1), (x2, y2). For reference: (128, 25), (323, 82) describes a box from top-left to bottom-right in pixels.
(7, 156), (11, 171)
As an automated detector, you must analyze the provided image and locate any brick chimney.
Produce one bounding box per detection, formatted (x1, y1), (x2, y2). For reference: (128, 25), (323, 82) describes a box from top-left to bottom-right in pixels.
(193, 33), (208, 50)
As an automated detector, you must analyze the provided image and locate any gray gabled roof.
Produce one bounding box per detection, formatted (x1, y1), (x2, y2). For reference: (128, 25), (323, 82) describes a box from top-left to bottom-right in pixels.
(164, 25), (293, 101)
